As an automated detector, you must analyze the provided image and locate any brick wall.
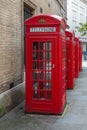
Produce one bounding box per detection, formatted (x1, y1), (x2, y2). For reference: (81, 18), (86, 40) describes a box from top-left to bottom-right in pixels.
(32, 0), (61, 16)
(0, 0), (67, 94)
(0, 0), (23, 93)
(29, 0), (66, 18)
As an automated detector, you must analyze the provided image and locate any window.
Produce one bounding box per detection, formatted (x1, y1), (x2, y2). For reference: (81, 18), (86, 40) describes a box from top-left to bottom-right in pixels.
(32, 41), (52, 100)
(40, 7), (43, 13)
(24, 5), (33, 35)
(48, 3), (50, 8)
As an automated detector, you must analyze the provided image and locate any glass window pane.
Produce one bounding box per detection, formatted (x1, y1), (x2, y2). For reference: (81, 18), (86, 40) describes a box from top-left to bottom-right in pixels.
(46, 72), (51, 80)
(40, 72), (45, 80)
(46, 52), (51, 60)
(46, 82), (52, 89)
(46, 62), (52, 71)
(33, 42), (38, 50)
(40, 42), (44, 50)
(33, 81), (38, 89)
(46, 42), (52, 50)
(33, 90), (38, 99)
(33, 62), (38, 69)
(33, 71), (38, 80)
(40, 62), (44, 70)
(33, 82), (39, 99)
(48, 62), (52, 70)
(33, 52), (38, 60)
(40, 52), (45, 60)
(46, 62), (49, 70)
(46, 72), (49, 80)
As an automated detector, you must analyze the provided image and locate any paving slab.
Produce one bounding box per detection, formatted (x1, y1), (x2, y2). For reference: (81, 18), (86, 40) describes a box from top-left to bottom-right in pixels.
(0, 60), (87, 130)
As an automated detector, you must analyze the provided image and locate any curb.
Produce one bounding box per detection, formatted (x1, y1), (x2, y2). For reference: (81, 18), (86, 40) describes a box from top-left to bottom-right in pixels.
(0, 82), (25, 117)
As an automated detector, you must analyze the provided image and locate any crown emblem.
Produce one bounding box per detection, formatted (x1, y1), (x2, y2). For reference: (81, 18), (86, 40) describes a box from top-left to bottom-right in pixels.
(39, 18), (46, 24)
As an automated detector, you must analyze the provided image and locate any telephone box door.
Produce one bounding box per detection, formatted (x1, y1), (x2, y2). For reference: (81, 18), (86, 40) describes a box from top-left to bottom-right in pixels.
(26, 37), (55, 113)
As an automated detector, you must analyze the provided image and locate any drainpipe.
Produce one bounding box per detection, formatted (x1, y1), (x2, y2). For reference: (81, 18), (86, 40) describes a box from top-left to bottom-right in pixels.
(21, 0), (24, 82)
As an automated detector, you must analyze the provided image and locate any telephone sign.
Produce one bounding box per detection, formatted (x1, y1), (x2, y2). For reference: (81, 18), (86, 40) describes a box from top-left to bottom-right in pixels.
(30, 27), (56, 32)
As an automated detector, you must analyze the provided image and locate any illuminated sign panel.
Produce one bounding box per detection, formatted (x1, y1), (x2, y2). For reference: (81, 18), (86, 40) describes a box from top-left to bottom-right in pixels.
(30, 27), (56, 32)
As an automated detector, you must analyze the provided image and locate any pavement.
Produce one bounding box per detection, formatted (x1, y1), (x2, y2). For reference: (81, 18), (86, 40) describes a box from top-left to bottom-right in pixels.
(0, 58), (87, 130)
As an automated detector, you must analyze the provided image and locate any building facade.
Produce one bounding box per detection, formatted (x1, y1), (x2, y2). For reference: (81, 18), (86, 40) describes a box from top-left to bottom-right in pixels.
(0, 0), (23, 93)
(67, 0), (87, 33)
(0, 0), (67, 94)
(0, 0), (67, 116)
(67, 0), (87, 51)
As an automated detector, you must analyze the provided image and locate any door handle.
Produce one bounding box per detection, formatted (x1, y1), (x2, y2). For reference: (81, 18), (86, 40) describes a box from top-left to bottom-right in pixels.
(52, 64), (55, 68)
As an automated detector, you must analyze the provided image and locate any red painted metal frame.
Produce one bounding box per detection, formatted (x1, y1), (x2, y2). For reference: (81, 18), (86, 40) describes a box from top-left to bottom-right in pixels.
(65, 29), (75, 89)
(25, 14), (66, 115)
(79, 40), (82, 71)
(75, 36), (79, 78)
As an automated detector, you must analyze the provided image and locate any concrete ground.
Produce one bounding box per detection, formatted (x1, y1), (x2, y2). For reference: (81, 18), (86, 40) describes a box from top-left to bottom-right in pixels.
(0, 59), (87, 130)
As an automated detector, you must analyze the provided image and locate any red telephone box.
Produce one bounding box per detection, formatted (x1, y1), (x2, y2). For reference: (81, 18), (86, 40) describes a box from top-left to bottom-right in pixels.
(25, 14), (66, 114)
(75, 36), (79, 78)
(65, 29), (75, 89)
(79, 40), (82, 71)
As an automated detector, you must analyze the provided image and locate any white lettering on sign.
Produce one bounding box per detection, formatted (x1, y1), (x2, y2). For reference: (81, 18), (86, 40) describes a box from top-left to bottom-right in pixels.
(30, 27), (56, 32)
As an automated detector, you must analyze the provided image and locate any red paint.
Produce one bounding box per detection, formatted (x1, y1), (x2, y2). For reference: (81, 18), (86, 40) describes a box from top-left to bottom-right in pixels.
(75, 36), (79, 78)
(65, 29), (75, 89)
(25, 14), (66, 114)
(79, 40), (82, 71)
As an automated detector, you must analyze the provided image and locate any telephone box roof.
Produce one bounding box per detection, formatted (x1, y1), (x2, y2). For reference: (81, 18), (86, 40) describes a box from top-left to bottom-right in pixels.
(75, 36), (79, 41)
(65, 29), (75, 37)
(25, 14), (66, 28)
